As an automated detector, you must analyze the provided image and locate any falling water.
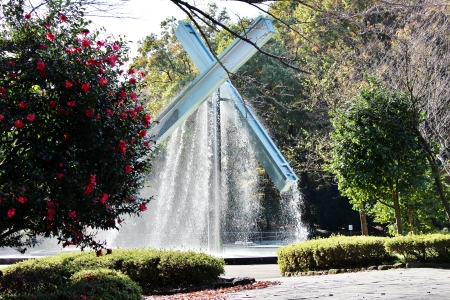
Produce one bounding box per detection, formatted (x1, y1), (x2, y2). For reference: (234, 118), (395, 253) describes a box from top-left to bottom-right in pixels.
(96, 95), (307, 254)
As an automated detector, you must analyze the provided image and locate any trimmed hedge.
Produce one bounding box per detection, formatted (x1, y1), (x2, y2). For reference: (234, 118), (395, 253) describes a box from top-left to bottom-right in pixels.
(278, 236), (394, 273)
(385, 234), (450, 263)
(62, 268), (142, 300)
(0, 249), (225, 297)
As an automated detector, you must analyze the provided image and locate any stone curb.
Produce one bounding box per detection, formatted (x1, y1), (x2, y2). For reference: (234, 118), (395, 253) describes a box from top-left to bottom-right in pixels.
(283, 262), (415, 277)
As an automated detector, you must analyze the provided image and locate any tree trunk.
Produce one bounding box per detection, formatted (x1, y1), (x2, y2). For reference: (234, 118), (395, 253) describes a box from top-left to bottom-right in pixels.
(416, 131), (450, 221)
(391, 182), (403, 235)
(408, 210), (416, 234)
(430, 162), (450, 220)
(359, 203), (369, 236)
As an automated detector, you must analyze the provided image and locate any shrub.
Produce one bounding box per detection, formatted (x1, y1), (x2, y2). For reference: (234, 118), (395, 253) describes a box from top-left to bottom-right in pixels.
(385, 234), (450, 262)
(278, 236), (393, 273)
(0, 249), (225, 297)
(61, 268), (142, 300)
(0, 0), (153, 250)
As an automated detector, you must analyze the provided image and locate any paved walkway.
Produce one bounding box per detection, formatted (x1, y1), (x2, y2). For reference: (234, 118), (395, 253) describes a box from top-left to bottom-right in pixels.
(224, 266), (450, 299)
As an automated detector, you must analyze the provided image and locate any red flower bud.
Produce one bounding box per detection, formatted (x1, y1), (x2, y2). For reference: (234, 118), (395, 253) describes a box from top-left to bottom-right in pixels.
(46, 33), (55, 41)
(36, 62), (45, 71)
(26, 114), (35, 122)
(81, 83), (90, 92)
(14, 119), (24, 128)
(81, 39), (90, 48)
(7, 208), (16, 218)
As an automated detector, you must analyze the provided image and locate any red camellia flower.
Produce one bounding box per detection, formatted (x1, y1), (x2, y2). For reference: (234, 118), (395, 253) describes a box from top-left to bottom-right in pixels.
(89, 174), (96, 185)
(47, 208), (56, 216)
(26, 114), (35, 122)
(0, 114), (4, 121)
(18, 101), (27, 108)
(81, 29), (90, 36)
(125, 165), (132, 173)
(140, 70), (145, 78)
(106, 54), (117, 66)
(63, 133), (69, 140)
(120, 89), (126, 99)
(106, 109), (114, 116)
(68, 211), (77, 218)
(99, 68), (105, 74)
(59, 14), (67, 22)
(10, 73), (17, 79)
(139, 203), (147, 212)
(65, 80), (73, 88)
(67, 100), (76, 107)
(142, 114), (151, 127)
(128, 78), (136, 85)
(85, 109), (93, 118)
(56, 173), (63, 180)
(81, 83), (90, 92)
(25, 13), (31, 19)
(84, 184), (94, 195)
(44, 23), (51, 29)
(100, 193), (108, 204)
(139, 130), (146, 137)
(16, 196), (28, 204)
(98, 78), (107, 86)
(116, 141), (126, 153)
(119, 112), (127, 120)
(7, 208), (15, 218)
(14, 120), (24, 128)
(143, 141), (150, 148)
(81, 39), (90, 48)
(39, 44), (47, 50)
(96, 40), (105, 47)
(36, 61), (45, 71)
(96, 250), (103, 257)
(112, 43), (120, 51)
(128, 68), (136, 76)
(49, 101), (56, 109)
(46, 32), (55, 41)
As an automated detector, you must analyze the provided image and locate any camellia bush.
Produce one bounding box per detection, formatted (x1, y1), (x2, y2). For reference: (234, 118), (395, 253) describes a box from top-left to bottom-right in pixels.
(0, 0), (155, 252)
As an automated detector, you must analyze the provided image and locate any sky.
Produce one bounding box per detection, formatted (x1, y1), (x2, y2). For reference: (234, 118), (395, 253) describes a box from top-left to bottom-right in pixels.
(88, 0), (268, 58)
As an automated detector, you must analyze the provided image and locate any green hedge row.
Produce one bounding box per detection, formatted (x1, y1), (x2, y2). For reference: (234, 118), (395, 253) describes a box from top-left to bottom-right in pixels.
(278, 234), (450, 274)
(0, 249), (225, 298)
(385, 234), (450, 262)
(278, 236), (394, 273)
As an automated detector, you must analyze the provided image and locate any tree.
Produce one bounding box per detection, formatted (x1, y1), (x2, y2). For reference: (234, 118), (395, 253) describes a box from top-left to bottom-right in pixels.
(330, 82), (433, 235)
(0, 0), (154, 252)
(364, 3), (450, 219)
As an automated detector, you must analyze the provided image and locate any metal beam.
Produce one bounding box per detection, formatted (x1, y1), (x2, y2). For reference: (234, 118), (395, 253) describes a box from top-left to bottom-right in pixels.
(219, 83), (297, 193)
(149, 16), (275, 144)
(174, 18), (298, 193)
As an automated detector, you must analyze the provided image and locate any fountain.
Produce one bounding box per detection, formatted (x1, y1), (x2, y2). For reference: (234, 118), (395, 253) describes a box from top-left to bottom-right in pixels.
(102, 17), (306, 256)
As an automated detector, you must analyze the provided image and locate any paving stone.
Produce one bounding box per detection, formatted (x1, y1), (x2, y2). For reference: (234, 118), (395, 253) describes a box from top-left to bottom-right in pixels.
(227, 268), (450, 300)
